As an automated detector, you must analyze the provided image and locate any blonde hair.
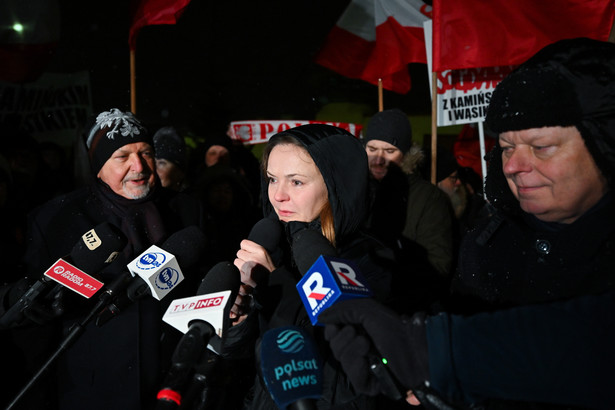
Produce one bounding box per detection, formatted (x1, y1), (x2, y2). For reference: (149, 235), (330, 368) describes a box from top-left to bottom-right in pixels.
(319, 202), (336, 246)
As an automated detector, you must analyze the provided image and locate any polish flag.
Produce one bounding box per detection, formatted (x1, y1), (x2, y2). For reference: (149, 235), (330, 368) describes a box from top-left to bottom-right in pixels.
(433, 0), (615, 72)
(316, 0), (431, 94)
(129, 0), (193, 50)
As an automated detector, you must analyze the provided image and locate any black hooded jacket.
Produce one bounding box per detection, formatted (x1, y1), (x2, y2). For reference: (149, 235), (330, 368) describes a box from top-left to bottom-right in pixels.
(225, 124), (395, 410)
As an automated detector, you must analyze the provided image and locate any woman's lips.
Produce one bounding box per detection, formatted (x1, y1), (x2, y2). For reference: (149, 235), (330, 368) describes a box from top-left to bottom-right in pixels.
(277, 209), (294, 217)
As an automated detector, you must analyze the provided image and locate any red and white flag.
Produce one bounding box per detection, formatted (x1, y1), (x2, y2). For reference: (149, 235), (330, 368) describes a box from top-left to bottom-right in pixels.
(433, 0), (615, 72)
(129, 0), (192, 50)
(316, 0), (431, 94)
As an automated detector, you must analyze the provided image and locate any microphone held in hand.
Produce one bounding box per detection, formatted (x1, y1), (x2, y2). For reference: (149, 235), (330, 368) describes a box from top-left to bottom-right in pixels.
(95, 225), (206, 326)
(248, 216), (283, 254)
(292, 229), (404, 400)
(0, 222), (127, 328)
(157, 261), (241, 409)
(259, 326), (323, 410)
(163, 261), (240, 347)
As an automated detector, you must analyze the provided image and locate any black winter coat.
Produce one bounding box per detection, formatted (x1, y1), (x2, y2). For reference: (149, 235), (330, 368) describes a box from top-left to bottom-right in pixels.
(11, 181), (205, 410)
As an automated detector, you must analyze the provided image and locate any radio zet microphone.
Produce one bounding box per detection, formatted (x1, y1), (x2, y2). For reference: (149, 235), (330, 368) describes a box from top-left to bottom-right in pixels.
(126, 245), (184, 300)
(296, 256), (372, 326)
(43, 258), (104, 299)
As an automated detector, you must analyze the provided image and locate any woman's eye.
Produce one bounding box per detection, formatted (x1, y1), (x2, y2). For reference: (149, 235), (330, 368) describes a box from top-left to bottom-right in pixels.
(292, 180), (303, 186)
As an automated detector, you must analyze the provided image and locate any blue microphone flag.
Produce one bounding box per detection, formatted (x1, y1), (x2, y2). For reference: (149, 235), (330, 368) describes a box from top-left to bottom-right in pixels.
(260, 326), (323, 409)
(296, 255), (372, 325)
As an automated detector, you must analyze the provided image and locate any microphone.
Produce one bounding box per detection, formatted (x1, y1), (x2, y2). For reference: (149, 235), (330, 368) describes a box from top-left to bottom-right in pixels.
(233, 216), (284, 310)
(95, 225), (206, 326)
(293, 230), (372, 327)
(157, 261), (241, 409)
(248, 216), (283, 254)
(0, 222), (127, 328)
(292, 229), (405, 401)
(162, 261), (240, 351)
(259, 325), (323, 410)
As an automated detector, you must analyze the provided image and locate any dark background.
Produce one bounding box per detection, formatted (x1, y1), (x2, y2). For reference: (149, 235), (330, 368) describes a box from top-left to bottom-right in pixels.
(47, 0), (432, 136)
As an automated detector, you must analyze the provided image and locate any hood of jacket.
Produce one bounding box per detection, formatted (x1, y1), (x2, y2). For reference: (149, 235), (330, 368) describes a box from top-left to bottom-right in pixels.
(261, 124), (369, 241)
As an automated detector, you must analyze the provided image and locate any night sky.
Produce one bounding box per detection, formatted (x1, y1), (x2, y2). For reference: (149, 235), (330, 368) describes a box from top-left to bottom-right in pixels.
(46, 0), (431, 136)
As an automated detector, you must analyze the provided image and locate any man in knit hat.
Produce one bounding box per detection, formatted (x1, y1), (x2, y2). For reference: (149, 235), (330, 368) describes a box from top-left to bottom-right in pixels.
(320, 38), (615, 410)
(363, 108), (455, 313)
(7, 108), (206, 409)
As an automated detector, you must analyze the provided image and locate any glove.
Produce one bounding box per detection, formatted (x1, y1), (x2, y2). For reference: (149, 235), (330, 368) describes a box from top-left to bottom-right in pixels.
(319, 298), (429, 396)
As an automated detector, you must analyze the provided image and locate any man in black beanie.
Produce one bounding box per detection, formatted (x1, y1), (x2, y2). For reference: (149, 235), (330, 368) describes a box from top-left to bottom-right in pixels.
(319, 38), (615, 410)
(362, 108), (455, 313)
(6, 108), (206, 409)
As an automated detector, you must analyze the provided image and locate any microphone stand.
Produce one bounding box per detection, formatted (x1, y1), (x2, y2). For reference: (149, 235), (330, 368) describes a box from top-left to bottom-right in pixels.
(5, 273), (132, 410)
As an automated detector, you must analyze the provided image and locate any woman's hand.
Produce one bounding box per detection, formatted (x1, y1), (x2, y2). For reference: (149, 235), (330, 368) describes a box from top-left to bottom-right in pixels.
(234, 239), (276, 275)
(230, 239), (276, 325)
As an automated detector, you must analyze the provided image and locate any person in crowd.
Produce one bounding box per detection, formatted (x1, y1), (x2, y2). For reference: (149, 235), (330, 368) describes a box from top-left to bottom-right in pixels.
(424, 147), (492, 240)
(153, 125), (190, 191)
(319, 37), (615, 410)
(192, 163), (261, 272)
(428, 147), (462, 217)
(362, 109), (455, 312)
(225, 124), (395, 409)
(2, 108), (206, 410)
(454, 165), (493, 235)
(192, 132), (261, 206)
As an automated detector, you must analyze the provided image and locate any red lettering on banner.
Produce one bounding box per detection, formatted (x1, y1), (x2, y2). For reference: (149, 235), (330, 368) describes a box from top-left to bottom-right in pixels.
(437, 66), (515, 95)
(259, 123), (274, 140)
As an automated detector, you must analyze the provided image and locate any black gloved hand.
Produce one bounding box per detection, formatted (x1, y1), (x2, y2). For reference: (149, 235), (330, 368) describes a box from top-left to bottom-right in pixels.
(319, 298), (429, 396)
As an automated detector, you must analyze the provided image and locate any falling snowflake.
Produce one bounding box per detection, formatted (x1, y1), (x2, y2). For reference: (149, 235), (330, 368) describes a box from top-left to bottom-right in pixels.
(95, 108), (142, 140)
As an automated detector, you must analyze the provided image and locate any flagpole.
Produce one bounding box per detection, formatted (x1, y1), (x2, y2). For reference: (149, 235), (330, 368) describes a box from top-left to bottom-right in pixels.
(477, 121), (488, 200)
(378, 78), (383, 111)
(430, 71), (437, 185)
(130, 49), (137, 114)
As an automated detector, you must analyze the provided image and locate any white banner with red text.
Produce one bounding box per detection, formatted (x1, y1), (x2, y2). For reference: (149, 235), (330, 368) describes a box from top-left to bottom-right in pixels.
(228, 120), (363, 145)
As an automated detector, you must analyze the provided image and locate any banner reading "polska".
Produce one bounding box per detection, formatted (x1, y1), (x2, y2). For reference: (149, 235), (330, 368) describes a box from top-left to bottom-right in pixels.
(228, 120), (363, 145)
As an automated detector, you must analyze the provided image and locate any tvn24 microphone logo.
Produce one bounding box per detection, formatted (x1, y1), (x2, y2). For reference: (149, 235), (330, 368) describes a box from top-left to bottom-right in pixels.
(154, 267), (181, 290)
(136, 252), (166, 270)
(297, 256), (372, 325)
